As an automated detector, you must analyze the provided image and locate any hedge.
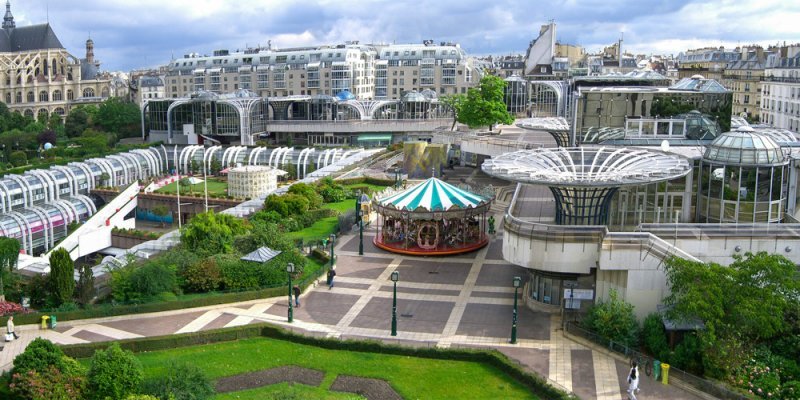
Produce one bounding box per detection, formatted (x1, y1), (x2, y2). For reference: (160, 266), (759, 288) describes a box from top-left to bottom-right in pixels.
(61, 323), (575, 400)
(336, 177), (395, 187)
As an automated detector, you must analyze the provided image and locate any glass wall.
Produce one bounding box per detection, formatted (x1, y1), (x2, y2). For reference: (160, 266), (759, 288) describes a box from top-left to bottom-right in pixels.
(698, 163), (787, 223)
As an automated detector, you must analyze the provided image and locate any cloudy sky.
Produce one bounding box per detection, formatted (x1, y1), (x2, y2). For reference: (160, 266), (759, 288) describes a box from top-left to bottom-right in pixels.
(10, 0), (800, 71)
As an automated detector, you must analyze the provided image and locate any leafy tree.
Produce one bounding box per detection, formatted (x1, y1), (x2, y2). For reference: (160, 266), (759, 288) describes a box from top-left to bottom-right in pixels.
(96, 97), (142, 138)
(65, 108), (89, 138)
(87, 343), (143, 400)
(288, 182), (323, 209)
(210, 159), (222, 175)
(151, 205), (170, 227)
(140, 362), (215, 400)
(75, 264), (95, 305)
(48, 248), (75, 307)
(178, 258), (221, 293)
(283, 193), (310, 216)
(263, 194), (289, 217)
(11, 338), (67, 377)
(582, 288), (639, 348)
(642, 313), (670, 361)
(76, 129), (111, 155)
(9, 150), (26, 167)
(453, 74), (513, 130)
(439, 94), (465, 130)
(0, 236), (20, 272)
(37, 129), (57, 146)
(181, 211), (248, 256)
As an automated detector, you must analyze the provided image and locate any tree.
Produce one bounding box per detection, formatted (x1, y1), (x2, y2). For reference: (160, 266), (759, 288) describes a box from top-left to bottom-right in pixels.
(440, 94), (465, 131)
(64, 108), (89, 138)
(453, 74), (513, 131)
(288, 182), (323, 209)
(48, 248), (75, 307)
(75, 264), (95, 305)
(11, 337), (67, 377)
(87, 342), (143, 400)
(37, 130), (57, 146)
(181, 211), (248, 256)
(179, 177), (193, 195)
(151, 205), (170, 227)
(96, 97), (142, 138)
(582, 288), (639, 348)
(0, 237), (20, 301)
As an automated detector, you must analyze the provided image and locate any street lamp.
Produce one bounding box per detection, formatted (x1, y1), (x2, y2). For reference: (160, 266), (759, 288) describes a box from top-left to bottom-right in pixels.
(356, 192), (370, 255)
(510, 276), (521, 344)
(329, 233), (336, 270)
(286, 263), (295, 323)
(394, 167), (401, 189)
(391, 271), (399, 336)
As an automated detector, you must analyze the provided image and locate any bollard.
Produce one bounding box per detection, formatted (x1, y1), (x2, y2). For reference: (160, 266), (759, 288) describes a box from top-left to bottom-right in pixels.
(40, 315), (50, 330)
(661, 363), (670, 385)
(653, 360), (661, 381)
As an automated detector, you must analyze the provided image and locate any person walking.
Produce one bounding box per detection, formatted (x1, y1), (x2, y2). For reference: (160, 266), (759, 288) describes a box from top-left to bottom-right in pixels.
(292, 285), (301, 307)
(327, 267), (336, 289)
(6, 315), (19, 340)
(627, 361), (640, 400)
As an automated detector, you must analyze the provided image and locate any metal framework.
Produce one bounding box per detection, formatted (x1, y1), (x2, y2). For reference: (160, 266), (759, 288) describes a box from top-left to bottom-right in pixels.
(516, 117), (571, 147)
(482, 147), (692, 225)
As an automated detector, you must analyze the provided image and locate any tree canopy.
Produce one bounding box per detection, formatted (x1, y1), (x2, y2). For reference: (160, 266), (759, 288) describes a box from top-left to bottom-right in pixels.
(451, 74), (513, 130)
(181, 211), (249, 256)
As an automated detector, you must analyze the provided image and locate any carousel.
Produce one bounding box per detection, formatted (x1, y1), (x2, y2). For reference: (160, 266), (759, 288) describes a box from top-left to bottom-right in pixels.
(372, 177), (493, 256)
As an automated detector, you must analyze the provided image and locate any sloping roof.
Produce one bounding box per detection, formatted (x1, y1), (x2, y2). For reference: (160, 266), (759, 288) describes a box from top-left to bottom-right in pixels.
(241, 246), (282, 263)
(376, 177), (488, 211)
(0, 24), (63, 52)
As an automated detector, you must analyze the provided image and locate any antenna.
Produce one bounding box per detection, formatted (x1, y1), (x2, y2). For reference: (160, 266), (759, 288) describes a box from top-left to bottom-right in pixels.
(46, 2), (49, 23)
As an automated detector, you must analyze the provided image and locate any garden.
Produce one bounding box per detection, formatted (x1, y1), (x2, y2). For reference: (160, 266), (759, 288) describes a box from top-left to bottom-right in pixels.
(154, 177), (229, 197)
(578, 252), (800, 399)
(0, 321), (564, 400)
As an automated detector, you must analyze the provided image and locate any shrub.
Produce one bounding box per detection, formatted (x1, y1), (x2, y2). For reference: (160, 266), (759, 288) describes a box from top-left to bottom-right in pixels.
(9, 150), (27, 167)
(26, 273), (51, 309)
(288, 182), (323, 209)
(181, 211), (249, 256)
(179, 258), (221, 293)
(75, 264), (96, 305)
(49, 248), (75, 307)
(642, 313), (670, 361)
(671, 333), (704, 375)
(88, 342), (144, 400)
(140, 362), (214, 400)
(10, 363), (88, 400)
(124, 396), (160, 400)
(129, 262), (178, 299)
(0, 300), (27, 316)
(581, 288), (639, 348)
(263, 194), (289, 217)
(283, 193), (310, 216)
(11, 337), (67, 377)
(217, 254), (261, 291)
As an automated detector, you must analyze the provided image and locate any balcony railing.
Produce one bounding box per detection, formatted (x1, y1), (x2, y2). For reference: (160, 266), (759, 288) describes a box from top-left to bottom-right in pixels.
(761, 76), (800, 84)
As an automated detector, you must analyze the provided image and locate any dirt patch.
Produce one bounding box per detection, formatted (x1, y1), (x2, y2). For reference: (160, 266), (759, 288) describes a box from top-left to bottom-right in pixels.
(215, 366), (325, 393)
(330, 375), (403, 400)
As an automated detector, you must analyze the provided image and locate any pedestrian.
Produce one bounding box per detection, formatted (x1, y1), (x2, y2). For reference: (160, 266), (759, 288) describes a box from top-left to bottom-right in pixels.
(293, 285), (301, 307)
(327, 267), (336, 289)
(7, 315), (19, 340)
(627, 361), (640, 400)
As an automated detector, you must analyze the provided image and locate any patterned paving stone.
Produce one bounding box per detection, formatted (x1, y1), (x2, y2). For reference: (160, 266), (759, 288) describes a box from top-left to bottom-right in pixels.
(377, 285), (461, 297)
(485, 239), (505, 260)
(268, 291), (361, 326)
(336, 255), (391, 280)
(103, 310), (207, 337)
(456, 303), (550, 340)
(571, 349), (596, 400)
(72, 329), (116, 343)
(475, 263), (529, 287)
(396, 259), (471, 285)
(349, 297), (454, 334)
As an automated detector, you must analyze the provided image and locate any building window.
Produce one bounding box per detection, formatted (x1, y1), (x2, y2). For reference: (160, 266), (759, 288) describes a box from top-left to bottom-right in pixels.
(52, 90), (62, 101)
(83, 88), (95, 97)
(67, 90), (74, 101)
(27, 91), (34, 102)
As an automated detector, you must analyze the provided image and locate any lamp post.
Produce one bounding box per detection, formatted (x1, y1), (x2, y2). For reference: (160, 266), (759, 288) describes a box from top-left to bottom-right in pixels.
(394, 167), (401, 189)
(391, 271), (399, 336)
(286, 262), (295, 323)
(356, 192), (369, 255)
(510, 276), (521, 344)
(329, 233), (336, 270)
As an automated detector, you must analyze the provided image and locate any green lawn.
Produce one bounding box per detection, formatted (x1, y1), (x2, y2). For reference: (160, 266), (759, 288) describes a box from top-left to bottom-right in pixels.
(287, 216), (340, 242)
(136, 337), (537, 400)
(156, 178), (228, 196)
(343, 183), (391, 194)
(324, 199), (358, 213)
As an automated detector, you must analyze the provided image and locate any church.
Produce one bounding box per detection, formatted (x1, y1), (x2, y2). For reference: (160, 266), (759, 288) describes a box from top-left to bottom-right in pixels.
(0, 1), (112, 119)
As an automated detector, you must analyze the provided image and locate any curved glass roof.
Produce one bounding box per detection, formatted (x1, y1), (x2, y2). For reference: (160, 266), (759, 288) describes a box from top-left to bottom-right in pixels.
(670, 76), (728, 93)
(516, 117), (570, 132)
(336, 90), (355, 101)
(504, 74), (526, 83)
(420, 89), (438, 100)
(482, 147), (692, 188)
(703, 126), (787, 166)
(402, 90), (428, 102)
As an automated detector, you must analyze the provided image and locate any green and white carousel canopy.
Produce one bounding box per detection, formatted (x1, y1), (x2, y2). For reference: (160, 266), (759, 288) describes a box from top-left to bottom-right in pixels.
(377, 177), (490, 211)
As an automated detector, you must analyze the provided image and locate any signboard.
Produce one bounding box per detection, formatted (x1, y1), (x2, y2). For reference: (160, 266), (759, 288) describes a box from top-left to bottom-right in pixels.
(563, 289), (594, 300)
(564, 299), (581, 309)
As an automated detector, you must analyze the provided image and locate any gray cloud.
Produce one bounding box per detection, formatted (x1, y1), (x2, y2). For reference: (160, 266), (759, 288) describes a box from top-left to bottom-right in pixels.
(11, 0), (800, 71)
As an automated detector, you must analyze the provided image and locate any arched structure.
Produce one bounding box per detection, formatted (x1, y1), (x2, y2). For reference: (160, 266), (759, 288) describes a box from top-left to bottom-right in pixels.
(482, 147), (692, 225)
(516, 117), (571, 147)
(373, 177), (493, 255)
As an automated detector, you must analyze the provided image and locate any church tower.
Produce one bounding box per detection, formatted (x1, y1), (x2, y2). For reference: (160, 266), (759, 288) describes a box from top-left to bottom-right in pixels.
(3, 1), (15, 29)
(86, 38), (95, 65)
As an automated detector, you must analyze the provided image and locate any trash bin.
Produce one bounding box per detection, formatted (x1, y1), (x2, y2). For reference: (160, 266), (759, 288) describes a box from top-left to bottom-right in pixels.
(48, 315), (57, 329)
(653, 360), (661, 381)
(661, 363), (670, 384)
(40, 315), (50, 330)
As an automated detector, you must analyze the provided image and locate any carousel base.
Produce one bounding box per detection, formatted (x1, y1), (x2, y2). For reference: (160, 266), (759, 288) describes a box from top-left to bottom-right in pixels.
(373, 237), (490, 256)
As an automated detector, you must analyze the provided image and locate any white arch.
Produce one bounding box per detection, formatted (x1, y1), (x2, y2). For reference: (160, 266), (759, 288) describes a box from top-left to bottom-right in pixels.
(131, 149), (157, 177)
(28, 206), (52, 250)
(27, 170), (55, 203)
(302, 148), (316, 178)
(205, 145), (223, 173)
(249, 147), (267, 165)
(6, 211), (30, 254)
(0, 180), (11, 212)
(53, 166), (78, 197)
(119, 153), (143, 181)
(268, 147), (284, 167)
(7, 175), (31, 207)
(232, 146), (247, 166)
(280, 147), (293, 167)
(107, 155), (131, 185)
(74, 194), (97, 214)
(70, 162), (96, 191)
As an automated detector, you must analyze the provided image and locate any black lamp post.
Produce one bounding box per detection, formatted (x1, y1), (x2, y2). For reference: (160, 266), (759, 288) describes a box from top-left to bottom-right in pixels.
(356, 192), (369, 255)
(510, 276), (521, 344)
(286, 262), (295, 323)
(329, 233), (336, 270)
(391, 271), (399, 336)
(394, 167), (401, 189)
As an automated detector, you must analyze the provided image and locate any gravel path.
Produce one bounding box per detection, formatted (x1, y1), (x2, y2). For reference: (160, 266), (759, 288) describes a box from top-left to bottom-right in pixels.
(214, 365), (325, 393)
(330, 375), (403, 400)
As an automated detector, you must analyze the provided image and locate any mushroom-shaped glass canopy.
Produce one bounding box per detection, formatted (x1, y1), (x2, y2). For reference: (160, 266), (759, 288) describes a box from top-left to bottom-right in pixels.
(516, 117), (571, 147)
(420, 89), (438, 100)
(482, 147), (692, 225)
(336, 90), (356, 101)
(402, 90), (429, 103)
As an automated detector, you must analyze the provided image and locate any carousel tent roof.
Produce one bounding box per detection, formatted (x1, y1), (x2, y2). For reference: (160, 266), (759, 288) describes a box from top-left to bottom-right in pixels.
(376, 177), (489, 211)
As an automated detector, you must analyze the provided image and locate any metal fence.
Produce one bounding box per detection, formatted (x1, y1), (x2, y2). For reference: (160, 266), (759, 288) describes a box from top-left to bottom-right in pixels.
(565, 322), (751, 400)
